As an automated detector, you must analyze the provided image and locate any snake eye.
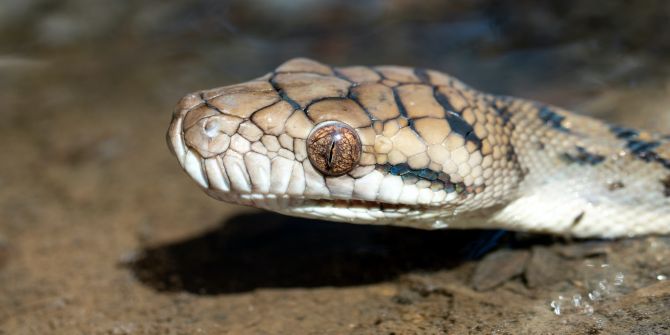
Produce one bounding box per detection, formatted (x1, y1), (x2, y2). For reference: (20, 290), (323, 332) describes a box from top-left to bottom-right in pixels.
(307, 121), (362, 176)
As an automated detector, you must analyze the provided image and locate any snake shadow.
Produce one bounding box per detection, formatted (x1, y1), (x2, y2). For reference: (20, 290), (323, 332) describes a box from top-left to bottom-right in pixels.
(128, 212), (531, 295)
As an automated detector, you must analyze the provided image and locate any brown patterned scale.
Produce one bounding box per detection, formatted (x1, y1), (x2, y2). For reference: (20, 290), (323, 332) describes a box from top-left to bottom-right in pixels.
(167, 58), (670, 238)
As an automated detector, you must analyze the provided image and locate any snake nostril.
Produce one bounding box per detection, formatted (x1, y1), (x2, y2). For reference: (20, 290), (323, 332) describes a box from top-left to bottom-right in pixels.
(307, 121), (362, 176)
(204, 120), (220, 138)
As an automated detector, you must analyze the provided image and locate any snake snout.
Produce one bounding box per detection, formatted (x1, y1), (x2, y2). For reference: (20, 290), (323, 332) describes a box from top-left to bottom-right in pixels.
(167, 83), (293, 201)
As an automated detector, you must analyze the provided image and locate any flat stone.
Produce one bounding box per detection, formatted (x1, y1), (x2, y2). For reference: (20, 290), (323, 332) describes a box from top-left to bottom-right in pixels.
(472, 249), (530, 291)
(524, 247), (571, 288)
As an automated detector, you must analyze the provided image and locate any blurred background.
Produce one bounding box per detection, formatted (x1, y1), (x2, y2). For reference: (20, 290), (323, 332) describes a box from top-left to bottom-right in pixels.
(1, 1), (669, 334)
(3, 0), (670, 113)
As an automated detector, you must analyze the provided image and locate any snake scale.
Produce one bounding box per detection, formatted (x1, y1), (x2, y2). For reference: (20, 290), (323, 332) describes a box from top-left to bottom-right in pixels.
(167, 58), (670, 238)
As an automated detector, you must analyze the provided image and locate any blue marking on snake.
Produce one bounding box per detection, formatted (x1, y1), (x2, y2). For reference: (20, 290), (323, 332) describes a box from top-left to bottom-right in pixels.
(563, 146), (606, 166)
(380, 164), (471, 195)
(610, 125), (639, 140)
(627, 140), (660, 157)
(609, 125), (669, 170)
(386, 163), (440, 181)
(445, 111), (482, 149)
(538, 106), (570, 132)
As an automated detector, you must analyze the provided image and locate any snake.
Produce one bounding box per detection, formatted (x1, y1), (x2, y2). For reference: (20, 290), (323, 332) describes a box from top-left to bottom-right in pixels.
(167, 58), (670, 238)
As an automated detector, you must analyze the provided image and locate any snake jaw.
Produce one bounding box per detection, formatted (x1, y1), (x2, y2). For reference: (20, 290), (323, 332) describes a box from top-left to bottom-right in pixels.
(199, 188), (451, 227)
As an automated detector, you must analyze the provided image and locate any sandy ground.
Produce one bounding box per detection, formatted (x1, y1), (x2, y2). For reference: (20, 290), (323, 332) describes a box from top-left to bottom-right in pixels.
(1, 36), (670, 335)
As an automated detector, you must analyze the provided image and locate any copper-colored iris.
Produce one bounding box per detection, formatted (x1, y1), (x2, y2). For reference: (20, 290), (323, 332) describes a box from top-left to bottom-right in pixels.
(307, 121), (362, 176)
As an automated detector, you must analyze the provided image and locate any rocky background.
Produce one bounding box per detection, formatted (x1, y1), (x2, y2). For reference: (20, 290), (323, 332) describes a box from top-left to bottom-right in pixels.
(1, 1), (669, 334)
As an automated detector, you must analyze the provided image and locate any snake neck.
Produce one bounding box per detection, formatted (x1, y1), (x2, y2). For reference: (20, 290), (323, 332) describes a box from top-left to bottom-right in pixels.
(484, 95), (670, 237)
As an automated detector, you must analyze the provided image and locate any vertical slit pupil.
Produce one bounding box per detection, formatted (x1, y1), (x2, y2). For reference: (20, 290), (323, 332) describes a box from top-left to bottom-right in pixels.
(307, 121), (361, 176)
(327, 138), (336, 169)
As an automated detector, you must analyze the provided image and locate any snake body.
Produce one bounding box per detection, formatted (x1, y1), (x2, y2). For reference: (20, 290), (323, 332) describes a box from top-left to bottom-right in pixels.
(167, 58), (670, 238)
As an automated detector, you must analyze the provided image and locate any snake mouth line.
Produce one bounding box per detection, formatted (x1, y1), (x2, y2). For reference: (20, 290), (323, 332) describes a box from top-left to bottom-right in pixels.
(326, 199), (438, 212)
(207, 191), (442, 213)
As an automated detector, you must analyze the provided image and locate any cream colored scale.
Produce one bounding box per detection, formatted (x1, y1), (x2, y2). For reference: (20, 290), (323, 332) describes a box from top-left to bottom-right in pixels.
(167, 58), (670, 238)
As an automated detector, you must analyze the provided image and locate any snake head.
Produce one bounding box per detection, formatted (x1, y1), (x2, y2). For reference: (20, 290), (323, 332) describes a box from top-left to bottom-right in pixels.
(167, 58), (515, 228)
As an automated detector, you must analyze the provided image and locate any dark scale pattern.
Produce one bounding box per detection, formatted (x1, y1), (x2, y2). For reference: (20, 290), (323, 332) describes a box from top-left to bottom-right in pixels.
(201, 93), (225, 114)
(609, 125), (670, 170)
(380, 163), (471, 195)
(413, 68), (431, 84)
(627, 140), (660, 159)
(610, 125), (640, 140)
(490, 96), (515, 125)
(538, 106), (570, 133)
(434, 89), (460, 114)
(347, 90), (378, 122)
(562, 146), (606, 166)
(384, 163), (440, 181)
(445, 111), (482, 149)
(663, 176), (670, 197)
(269, 75), (301, 110)
(607, 181), (625, 191)
(391, 87), (409, 118)
(304, 96), (342, 110)
(495, 105), (513, 125)
(625, 140), (670, 170)
(657, 156), (670, 170)
(330, 67), (354, 83)
(506, 144), (517, 163)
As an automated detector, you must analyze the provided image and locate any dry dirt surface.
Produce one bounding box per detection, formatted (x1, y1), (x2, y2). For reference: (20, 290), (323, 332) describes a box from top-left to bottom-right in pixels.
(1, 45), (670, 334)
